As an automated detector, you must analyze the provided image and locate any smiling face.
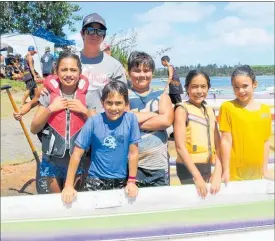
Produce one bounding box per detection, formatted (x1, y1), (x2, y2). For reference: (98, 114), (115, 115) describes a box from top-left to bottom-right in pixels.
(232, 75), (257, 104)
(187, 74), (209, 106)
(57, 57), (80, 89)
(102, 91), (127, 121)
(129, 64), (153, 92)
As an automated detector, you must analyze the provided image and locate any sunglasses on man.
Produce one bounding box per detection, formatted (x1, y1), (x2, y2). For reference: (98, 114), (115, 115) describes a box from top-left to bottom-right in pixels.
(84, 27), (106, 37)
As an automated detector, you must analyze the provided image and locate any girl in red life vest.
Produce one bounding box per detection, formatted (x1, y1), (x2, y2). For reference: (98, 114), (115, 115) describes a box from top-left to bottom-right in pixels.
(30, 51), (95, 193)
(174, 70), (222, 199)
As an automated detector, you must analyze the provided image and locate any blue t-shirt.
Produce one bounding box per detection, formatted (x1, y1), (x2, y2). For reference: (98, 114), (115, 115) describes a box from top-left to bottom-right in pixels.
(75, 112), (141, 179)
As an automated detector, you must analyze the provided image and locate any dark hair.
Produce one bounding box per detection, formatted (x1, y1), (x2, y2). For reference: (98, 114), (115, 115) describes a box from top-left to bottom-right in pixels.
(56, 51), (82, 73)
(101, 80), (129, 104)
(161, 55), (170, 62)
(231, 65), (256, 83)
(127, 51), (155, 72)
(185, 70), (211, 90)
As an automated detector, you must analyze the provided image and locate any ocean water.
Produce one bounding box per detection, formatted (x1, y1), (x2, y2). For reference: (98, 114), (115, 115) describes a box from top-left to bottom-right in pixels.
(151, 75), (275, 95)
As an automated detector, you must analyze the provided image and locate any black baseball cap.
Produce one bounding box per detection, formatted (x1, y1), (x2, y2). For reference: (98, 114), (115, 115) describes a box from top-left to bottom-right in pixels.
(82, 13), (107, 30)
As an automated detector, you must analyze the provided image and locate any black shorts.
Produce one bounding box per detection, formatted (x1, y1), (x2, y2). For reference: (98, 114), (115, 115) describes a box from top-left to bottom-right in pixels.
(176, 162), (211, 184)
(169, 93), (182, 104)
(25, 78), (37, 99)
(83, 177), (127, 191)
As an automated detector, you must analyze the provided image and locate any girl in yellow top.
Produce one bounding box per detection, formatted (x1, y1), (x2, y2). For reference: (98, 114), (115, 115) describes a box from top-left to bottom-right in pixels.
(219, 65), (273, 183)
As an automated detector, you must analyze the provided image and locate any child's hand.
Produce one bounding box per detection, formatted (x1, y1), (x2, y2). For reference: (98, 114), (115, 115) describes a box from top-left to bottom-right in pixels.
(193, 175), (208, 199)
(48, 97), (68, 113)
(209, 172), (221, 195)
(13, 111), (23, 121)
(61, 186), (77, 204)
(67, 99), (87, 115)
(125, 182), (138, 198)
(221, 169), (230, 187)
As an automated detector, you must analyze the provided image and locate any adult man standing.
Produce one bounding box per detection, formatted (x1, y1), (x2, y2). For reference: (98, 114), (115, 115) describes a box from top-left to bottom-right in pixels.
(21, 46), (39, 105)
(161, 55), (183, 105)
(80, 13), (127, 113)
(40, 46), (54, 77)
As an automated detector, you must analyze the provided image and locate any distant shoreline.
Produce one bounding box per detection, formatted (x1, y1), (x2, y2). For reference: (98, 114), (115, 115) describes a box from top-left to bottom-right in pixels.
(156, 74), (275, 78)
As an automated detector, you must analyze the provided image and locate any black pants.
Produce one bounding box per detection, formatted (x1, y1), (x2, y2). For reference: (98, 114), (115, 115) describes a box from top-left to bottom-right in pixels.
(169, 93), (182, 104)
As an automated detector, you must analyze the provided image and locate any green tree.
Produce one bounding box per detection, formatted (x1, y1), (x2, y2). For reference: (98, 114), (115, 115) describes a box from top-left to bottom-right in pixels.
(0, 2), (82, 36)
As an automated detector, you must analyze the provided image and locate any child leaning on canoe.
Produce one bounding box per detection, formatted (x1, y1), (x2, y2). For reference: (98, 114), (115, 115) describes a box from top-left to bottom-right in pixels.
(27, 50), (272, 201)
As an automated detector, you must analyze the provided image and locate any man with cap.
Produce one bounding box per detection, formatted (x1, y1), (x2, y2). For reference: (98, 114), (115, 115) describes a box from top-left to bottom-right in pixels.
(41, 46), (54, 78)
(80, 13), (127, 113)
(21, 46), (39, 105)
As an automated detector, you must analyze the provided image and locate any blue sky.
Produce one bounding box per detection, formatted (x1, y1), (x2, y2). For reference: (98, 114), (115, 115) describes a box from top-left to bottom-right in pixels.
(65, 2), (274, 68)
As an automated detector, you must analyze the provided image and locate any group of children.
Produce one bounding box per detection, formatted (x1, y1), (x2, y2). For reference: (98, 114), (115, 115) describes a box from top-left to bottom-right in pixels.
(14, 50), (272, 203)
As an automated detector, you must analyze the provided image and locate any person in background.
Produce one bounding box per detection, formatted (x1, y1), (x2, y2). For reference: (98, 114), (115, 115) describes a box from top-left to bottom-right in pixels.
(174, 70), (222, 199)
(100, 42), (111, 56)
(128, 51), (174, 187)
(30, 51), (95, 193)
(21, 46), (39, 105)
(41, 46), (54, 78)
(161, 55), (184, 105)
(219, 65), (274, 183)
(62, 81), (140, 204)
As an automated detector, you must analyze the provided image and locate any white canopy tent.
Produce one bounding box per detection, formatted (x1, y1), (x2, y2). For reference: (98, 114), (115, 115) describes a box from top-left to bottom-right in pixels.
(1, 33), (55, 76)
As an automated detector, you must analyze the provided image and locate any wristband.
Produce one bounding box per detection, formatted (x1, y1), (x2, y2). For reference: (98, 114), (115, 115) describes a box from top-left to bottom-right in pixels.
(128, 176), (136, 180)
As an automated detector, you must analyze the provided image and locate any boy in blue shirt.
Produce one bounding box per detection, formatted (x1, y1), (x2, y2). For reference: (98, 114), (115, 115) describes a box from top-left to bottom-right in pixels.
(62, 81), (141, 203)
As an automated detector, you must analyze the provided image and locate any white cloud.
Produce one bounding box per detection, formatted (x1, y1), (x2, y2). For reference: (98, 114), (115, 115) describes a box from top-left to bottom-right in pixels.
(207, 16), (244, 35)
(134, 22), (171, 43)
(135, 2), (216, 23)
(225, 2), (274, 26)
(219, 28), (273, 47)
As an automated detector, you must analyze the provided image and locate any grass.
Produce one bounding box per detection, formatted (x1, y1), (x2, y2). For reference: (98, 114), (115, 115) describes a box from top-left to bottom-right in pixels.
(0, 78), (26, 92)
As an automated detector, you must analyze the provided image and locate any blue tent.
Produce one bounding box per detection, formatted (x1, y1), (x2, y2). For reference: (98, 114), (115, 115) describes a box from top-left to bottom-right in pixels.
(33, 27), (75, 47)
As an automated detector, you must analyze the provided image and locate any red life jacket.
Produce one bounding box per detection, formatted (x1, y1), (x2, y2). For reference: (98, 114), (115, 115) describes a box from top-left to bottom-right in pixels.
(42, 74), (89, 158)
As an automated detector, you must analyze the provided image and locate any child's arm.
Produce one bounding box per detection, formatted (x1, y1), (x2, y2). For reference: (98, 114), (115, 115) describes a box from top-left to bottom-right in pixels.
(174, 106), (208, 199)
(210, 122), (222, 195)
(125, 143), (139, 198)
(62, 146), (85, 204)
(133, 111), (158, 124)
(220, 131), (232, 185)
(263, 140), (273, 180)
(139, 93), (174, 131)
(14, 86), (43, 120)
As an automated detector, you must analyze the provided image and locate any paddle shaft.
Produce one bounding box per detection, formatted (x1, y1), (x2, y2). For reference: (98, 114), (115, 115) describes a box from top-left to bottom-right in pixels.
(5, 89), (43, 193)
